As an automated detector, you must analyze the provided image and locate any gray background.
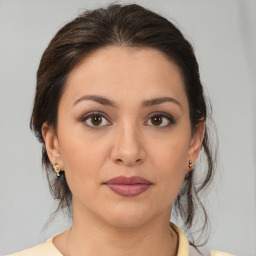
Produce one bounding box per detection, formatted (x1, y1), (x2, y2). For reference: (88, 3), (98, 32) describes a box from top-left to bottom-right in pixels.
(0, 0), (255, 255)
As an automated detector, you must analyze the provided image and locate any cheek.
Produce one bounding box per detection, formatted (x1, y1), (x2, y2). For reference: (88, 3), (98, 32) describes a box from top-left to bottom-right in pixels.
(150, 130), (190, 202)
(152, 128), (190, 173)
(57, 125), (109, 197)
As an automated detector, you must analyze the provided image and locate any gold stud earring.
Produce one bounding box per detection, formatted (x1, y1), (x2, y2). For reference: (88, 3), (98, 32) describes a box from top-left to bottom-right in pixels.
(53, 164), (62, 177)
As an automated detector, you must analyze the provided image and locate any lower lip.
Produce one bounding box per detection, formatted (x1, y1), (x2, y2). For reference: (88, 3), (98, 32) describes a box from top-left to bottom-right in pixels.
(105, 184), (152, 197)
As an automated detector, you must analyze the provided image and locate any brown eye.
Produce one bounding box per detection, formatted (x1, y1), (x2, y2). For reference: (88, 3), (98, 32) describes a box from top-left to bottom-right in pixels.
(151, 116), (163, 126)
(81, 112), (110, 128)
(146, 113), (175, 128)
(90, 115), (103, 126)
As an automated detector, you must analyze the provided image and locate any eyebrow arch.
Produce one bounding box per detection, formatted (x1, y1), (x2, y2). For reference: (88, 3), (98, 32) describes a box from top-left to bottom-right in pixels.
(73, 95), (182, 110)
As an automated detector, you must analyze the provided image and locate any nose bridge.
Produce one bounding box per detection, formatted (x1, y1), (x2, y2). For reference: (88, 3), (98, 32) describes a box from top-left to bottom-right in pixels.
(111, 116), (145, 166)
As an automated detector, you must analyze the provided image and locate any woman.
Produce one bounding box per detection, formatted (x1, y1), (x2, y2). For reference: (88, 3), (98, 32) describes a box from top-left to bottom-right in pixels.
(8, 3), (233, 256)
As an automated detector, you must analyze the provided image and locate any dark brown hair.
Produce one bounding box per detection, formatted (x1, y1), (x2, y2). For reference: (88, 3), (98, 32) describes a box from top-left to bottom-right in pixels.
(30, 2), (217, 246)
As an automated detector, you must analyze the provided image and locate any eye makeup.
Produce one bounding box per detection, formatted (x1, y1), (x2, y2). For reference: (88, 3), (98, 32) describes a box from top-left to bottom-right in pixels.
(79, 110), (176, 130)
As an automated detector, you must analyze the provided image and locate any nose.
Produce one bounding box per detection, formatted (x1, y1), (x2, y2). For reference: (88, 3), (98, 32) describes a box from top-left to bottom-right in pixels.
(110, 121), (146, 167)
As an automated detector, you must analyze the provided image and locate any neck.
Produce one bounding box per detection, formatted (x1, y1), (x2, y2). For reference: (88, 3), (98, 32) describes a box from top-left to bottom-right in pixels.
(65, 199), (178, 256)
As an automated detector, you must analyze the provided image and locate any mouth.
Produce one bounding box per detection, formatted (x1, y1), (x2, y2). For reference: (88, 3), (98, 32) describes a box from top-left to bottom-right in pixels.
(103, 176), (153, 197)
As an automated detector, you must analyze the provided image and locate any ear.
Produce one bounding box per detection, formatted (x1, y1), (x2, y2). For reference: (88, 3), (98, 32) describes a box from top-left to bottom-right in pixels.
(187, 120), (205, 166)
(42, 122), (64, 170)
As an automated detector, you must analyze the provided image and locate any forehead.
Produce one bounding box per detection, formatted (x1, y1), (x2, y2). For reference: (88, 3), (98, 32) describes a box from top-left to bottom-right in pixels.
(61, 46), (188, 109)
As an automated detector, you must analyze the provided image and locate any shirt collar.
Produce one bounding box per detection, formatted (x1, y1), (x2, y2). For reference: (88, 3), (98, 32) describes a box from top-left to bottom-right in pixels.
(170, 222), (189, 256)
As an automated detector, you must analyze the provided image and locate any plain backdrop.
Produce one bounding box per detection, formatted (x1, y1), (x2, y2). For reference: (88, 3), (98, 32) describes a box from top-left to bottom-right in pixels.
(0, 0), (255, 255)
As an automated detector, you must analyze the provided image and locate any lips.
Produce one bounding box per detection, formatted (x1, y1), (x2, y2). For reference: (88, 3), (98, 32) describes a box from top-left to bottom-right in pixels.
(103, 176), (153, 197)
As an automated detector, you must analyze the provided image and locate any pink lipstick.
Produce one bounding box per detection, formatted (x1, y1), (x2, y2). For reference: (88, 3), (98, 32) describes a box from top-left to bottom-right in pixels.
(103, 176), (152, 197)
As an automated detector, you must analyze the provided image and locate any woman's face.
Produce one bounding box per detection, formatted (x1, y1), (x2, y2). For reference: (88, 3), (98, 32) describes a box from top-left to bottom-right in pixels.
(43, 46), (203, 227)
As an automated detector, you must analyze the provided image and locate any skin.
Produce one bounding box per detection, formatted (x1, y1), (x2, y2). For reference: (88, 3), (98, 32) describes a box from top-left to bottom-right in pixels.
(42, 46), (205, 256)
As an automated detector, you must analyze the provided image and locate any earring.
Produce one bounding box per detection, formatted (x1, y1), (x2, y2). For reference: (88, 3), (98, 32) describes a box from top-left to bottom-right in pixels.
(53, 164), (62, 177)
(188, 160), (193, 170)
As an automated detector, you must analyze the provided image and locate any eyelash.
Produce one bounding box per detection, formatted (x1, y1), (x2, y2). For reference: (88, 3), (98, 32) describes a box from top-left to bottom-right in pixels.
(80, 111), (176, 130)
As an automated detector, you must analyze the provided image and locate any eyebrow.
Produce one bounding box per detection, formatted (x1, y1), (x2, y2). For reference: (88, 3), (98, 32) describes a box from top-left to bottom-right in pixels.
(73, 95), (182, 110)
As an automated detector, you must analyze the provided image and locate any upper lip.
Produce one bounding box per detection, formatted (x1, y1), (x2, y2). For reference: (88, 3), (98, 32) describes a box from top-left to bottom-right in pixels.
(104, 176), (152, 185)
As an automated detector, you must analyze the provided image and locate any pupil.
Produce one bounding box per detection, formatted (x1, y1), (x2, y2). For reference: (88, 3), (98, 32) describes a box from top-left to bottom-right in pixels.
(152, 116), (162, 126)
(92, 115), (102, 125)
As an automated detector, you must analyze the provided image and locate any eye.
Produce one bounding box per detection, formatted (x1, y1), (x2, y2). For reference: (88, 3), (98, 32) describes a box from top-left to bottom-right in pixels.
(145, 112), (175, 128)
(81, 112), (111, 128)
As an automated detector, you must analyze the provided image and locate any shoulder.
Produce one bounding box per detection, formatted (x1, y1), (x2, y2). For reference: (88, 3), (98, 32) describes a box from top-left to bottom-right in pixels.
(170, 222), (234, 256)
(6, 235), (63, 256)
(6, 243), (51, 256)
(210, 251), (235, 256)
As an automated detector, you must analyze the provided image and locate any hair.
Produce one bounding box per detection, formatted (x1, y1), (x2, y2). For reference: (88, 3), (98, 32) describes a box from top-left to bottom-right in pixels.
(30, 2), (217, 247)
